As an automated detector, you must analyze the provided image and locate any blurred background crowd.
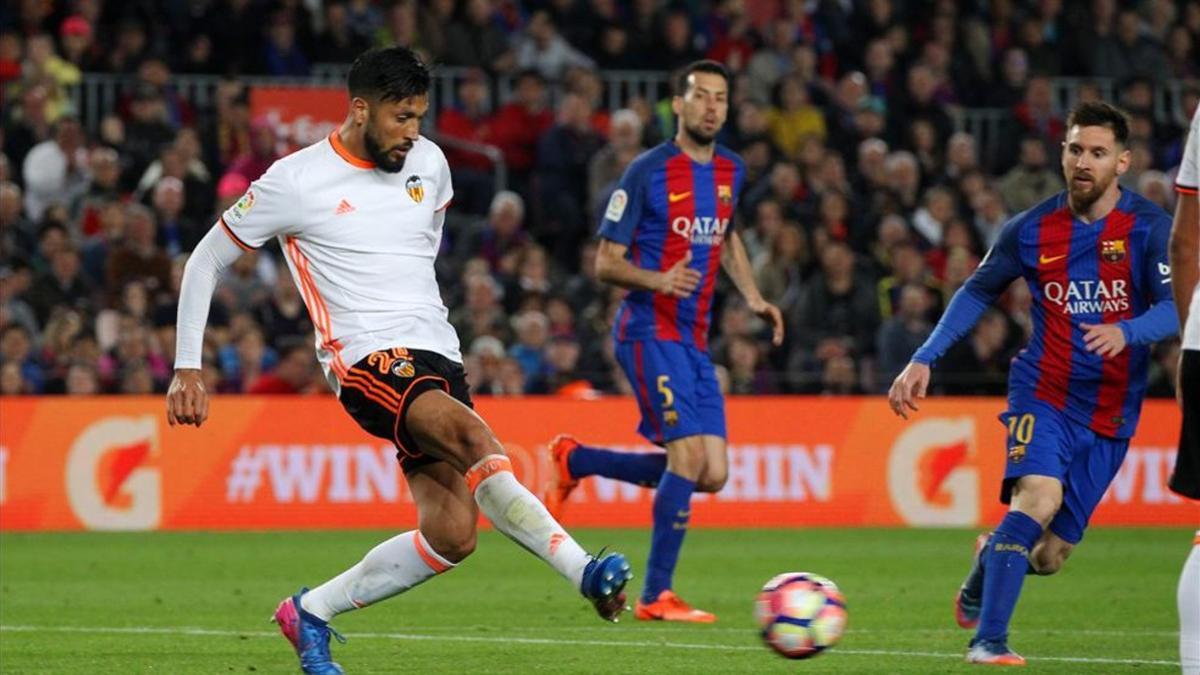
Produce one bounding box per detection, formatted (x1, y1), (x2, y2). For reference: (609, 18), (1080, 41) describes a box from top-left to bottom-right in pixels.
(1, 0), (1197, 398)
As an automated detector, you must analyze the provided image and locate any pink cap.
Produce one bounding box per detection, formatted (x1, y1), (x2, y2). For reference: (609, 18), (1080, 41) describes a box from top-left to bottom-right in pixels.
(217, 173), (250, 199)
(60, 16), (92, 38)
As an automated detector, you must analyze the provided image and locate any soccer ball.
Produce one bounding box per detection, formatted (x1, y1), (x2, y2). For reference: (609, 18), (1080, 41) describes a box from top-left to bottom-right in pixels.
(755, 572), (847, 659)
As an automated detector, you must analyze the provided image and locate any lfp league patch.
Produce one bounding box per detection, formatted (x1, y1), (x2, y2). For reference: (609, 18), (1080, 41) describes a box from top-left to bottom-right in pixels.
(605, 188), (628, 222)
(224, 189), (256, 225)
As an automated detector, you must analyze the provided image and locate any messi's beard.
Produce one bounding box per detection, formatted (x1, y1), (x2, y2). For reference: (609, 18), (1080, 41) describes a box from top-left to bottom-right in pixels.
(364, 123), (410, 173)
(1067, 172), (1112, 213)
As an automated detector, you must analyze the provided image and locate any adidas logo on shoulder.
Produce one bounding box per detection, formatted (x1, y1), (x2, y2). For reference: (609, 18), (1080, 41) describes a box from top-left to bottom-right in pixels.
(335, 199), (355, 215)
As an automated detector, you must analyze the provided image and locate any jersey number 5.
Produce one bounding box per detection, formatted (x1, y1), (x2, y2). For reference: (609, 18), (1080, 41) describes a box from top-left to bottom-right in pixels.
(657, 375), (674, 408)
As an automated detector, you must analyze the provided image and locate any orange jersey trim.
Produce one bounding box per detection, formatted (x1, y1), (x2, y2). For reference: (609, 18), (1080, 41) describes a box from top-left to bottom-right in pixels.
(284, 236), (349, 380)
(218, 217), (255, 252)
(328, 131), (376, 170)
(1176, 184), (1199, 195)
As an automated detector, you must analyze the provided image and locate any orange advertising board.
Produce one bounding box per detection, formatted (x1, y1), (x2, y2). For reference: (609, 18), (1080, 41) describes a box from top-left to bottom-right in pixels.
(250, 86), (346, 153)
(0, 397), (1194, 531)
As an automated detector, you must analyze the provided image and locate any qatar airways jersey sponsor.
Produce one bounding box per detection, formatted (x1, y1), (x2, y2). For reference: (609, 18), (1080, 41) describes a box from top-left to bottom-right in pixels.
(671, 216), (730, 246)
(914, 189), (1176, 439)
(599, 141), (746, 348)
(1041, 278), (1130, 315)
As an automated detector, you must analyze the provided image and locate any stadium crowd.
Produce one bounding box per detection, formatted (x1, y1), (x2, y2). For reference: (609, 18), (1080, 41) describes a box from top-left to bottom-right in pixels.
(0, 0), (1197, 398)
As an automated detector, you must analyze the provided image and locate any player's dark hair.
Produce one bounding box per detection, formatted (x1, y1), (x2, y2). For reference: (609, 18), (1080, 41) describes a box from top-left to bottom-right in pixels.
(347, 47), (430, 103)
(675, 59), (731, 97)
(1066, 101), (1130, 146)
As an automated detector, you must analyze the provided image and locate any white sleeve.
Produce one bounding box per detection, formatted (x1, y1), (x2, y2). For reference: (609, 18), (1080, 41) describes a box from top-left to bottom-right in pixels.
(1178, 106), (1200, 193)
(173, 225), (245, 369)
(435, 152), (454, 211)
(220, 161), (299, 249)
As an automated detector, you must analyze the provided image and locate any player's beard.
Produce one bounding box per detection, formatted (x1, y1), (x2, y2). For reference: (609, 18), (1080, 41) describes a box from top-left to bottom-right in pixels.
(682, 121), (717, 148)
(364, 123), (411, 173)
(1067, 170), (1112, 212)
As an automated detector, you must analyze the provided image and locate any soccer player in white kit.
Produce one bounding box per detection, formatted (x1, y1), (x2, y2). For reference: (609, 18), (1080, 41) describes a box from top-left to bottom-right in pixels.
(165, 48), (632, 675)
(1170, 102), (1200, 675)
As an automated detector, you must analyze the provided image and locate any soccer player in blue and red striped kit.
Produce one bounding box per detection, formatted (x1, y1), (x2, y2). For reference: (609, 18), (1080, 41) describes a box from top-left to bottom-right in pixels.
(540, 60), (784, 622)
(889, 102), (1178, 665)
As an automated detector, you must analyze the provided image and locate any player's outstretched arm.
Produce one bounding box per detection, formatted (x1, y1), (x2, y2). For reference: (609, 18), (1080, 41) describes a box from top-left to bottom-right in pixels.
(595, 237), (701, 297)
(891, 219), (1024, 419)
(888, 362), (930, 419)
(167, 225), (245, 427)
(721, 229), (784, 346)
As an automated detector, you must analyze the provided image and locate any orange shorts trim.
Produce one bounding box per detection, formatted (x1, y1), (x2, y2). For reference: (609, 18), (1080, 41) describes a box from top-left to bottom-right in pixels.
(392, 375), (451, 458)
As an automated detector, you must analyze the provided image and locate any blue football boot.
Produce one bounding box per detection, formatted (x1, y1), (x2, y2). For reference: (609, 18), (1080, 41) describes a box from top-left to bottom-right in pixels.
(580, 550), (633, 622)
(271, 588), (346, 674)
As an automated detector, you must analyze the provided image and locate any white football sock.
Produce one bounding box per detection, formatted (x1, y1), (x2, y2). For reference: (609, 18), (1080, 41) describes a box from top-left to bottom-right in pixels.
(1182, 535), (1200, 675)
(467, 454), (592, 589)
(300, 530), (454, 621)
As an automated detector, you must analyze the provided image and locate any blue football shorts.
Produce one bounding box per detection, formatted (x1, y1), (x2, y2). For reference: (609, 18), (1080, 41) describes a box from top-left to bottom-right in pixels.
(998, 396), (1130, 545)
(614, 340), (726, 445)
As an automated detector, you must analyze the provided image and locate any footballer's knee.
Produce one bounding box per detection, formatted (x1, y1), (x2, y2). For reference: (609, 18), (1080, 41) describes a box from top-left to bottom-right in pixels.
(696, 464), (727, 493)
(1019, 500), (1060, 528)
(1011, 480), (1062, 527)
(452, 420), (505, 469)
(422, 515), (477, 563)
(665, 438), (707, 481)
(439, 529), (477, 563)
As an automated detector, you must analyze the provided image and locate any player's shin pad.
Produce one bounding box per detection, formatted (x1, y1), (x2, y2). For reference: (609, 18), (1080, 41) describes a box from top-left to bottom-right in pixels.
(468, 454), (592, 587)
(301, 530), (453, 621)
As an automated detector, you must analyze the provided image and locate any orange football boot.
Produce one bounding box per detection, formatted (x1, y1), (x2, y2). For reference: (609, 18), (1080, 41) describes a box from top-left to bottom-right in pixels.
(541, 434), (580, 520)
(965, 641), (1026, 666)
(634, 590), (717, 623)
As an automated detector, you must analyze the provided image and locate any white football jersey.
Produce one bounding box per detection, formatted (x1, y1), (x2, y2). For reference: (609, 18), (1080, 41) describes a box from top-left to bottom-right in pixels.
(1178, 105), (1200, 350)
(220, 131), (459, 391)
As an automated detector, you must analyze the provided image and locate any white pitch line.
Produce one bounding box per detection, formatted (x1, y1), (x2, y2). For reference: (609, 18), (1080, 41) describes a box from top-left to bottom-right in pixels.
(0, 624), (1179, 667)
(397, 624), (1181, 638)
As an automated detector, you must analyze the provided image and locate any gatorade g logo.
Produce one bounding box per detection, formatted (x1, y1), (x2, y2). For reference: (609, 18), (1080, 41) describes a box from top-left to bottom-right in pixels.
(66, 416), (160, 530)
(887, 417), (979, 526)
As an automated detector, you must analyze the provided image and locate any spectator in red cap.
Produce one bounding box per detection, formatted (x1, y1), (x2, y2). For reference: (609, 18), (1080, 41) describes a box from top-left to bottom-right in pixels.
(216, 172), (250, 211)
(59, 15), (101, 71)
(224, 117), (279, 183)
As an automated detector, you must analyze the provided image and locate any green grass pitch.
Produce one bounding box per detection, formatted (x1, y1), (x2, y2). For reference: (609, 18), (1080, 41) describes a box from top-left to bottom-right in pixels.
(0, 528), (1187, 673)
